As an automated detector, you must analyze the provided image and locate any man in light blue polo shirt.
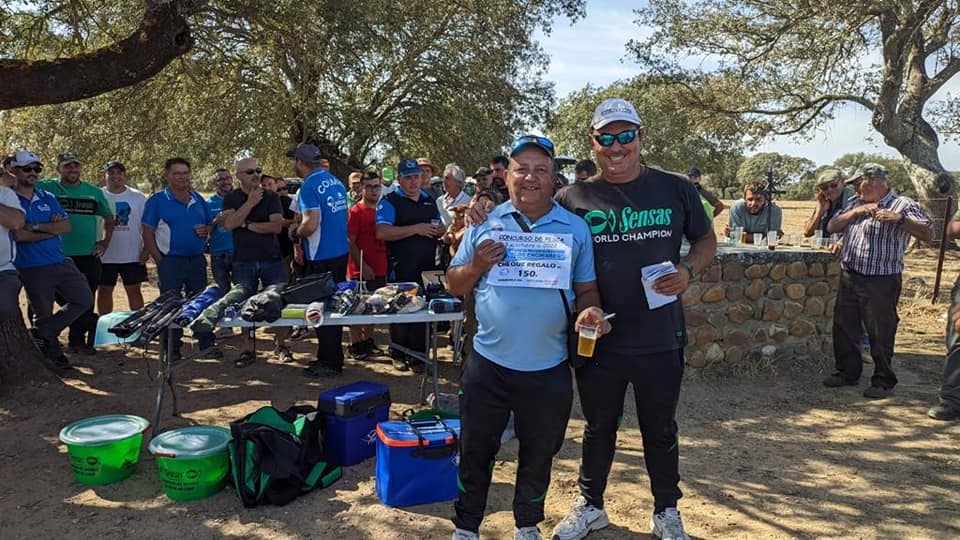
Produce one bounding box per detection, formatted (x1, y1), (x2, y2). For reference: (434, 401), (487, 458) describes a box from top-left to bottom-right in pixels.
(291, 143), (349, 377)
(142, 157), (218, 360)
(446, 136), (610, 540)
(9, 150), (93, 372)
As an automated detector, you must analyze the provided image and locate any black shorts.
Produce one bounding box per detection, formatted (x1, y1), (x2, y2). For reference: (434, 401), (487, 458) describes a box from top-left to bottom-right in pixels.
(99, 262), (148, 286)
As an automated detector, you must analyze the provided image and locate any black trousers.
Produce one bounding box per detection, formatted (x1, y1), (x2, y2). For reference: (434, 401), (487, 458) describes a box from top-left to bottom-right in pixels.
(576, 348), (684, 512)
(937, 281), (960, 409)
(388, 261), (430, 356)
(66, 255), (101, 346)
(453, 353), (573, 532)
(305, 255), (347, 370)
(832, 270), (901, 389)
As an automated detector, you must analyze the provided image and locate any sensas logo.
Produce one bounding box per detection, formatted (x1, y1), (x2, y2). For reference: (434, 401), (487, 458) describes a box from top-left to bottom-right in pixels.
(583, 207), (673, 235)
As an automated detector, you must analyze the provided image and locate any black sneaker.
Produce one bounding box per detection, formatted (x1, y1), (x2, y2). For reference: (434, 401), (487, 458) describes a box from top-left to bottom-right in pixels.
(361, 338), (381, 356)
(348, 343), (369, 361)
(407, 359), (426, 374)
(49, 353), (74, 373)
(927, 403), (960, 421)
(289, 326), (307, 341)
(863, 385), (892, 399)
(303, 362), (342, 378)
(67, 343), (97, 356)
(822, 374), (858, 388)
(198, 347), (224, 360)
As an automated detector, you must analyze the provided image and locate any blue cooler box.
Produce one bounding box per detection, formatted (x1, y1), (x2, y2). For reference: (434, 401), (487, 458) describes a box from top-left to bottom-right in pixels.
(375, 418), (460, 507)
(318, 381), (391, 466)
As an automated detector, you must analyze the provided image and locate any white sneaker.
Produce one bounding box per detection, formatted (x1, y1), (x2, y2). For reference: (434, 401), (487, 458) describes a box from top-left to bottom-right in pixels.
(515, 526), (542, 540)
(651, 508), (691, 540)
(551, 496), (609, 540)
(452, 528), (479, 540)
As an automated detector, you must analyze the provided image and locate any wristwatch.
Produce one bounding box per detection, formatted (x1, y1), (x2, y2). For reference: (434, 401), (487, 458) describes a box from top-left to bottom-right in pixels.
(679, 260), (696, 280)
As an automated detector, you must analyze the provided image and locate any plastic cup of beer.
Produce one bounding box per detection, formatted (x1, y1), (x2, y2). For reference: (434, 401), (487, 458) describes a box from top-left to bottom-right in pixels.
(767, 231), (778, 251)
(578, 324), (598, 357)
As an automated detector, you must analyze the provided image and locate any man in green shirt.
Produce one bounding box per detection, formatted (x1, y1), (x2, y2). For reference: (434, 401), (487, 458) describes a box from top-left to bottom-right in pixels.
(37, 152), (113, 355)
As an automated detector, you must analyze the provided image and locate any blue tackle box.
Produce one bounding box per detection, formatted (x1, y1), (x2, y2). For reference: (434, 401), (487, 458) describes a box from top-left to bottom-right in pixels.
(318, 381), (391, 466)
(375, 418), (460, 507)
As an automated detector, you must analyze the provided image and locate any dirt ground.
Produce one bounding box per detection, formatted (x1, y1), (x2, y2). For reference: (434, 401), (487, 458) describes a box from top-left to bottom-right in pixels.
(1, 201), (958, 540)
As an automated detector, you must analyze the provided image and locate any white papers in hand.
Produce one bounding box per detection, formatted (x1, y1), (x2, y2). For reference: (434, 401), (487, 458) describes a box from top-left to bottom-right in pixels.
(641, 261), (678, 310)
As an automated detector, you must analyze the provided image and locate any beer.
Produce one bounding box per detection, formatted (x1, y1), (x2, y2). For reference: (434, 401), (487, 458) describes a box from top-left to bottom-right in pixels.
(578, 325), (597, 357)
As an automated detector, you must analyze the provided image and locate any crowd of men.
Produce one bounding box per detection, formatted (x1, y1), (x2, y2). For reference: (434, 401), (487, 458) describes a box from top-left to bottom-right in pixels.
(2, 93), (958, 540)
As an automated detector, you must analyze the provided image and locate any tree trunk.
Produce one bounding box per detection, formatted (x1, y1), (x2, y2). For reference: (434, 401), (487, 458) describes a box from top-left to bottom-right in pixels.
(0, 317), (57, 387)
(897, 149), (956, 246)
(0, 0), (203, 110)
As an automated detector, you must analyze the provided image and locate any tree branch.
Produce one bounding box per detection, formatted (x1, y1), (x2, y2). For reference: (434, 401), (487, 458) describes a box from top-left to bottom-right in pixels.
(0, 0), (205, 110)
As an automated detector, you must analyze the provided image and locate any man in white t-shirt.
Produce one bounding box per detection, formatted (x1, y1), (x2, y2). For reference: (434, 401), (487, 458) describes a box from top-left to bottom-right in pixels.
(0, 184), (26, 320)
(97, 161), (148, 314)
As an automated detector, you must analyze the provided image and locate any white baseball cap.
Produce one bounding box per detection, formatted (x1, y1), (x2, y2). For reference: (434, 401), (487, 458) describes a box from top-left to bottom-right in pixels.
(10, 150), (42, 168)
(591, 98), (642, 130)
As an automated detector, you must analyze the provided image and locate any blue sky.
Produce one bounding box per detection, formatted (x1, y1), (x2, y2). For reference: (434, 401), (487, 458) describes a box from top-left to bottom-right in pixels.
(535, 1), (960, 169)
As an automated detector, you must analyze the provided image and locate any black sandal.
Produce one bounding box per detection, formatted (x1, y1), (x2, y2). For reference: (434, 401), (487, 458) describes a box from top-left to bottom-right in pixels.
(235, 350), (255, 368)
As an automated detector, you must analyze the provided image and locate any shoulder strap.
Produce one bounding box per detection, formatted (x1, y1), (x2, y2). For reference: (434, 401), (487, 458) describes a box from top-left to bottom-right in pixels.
(510, 212), (574, 323)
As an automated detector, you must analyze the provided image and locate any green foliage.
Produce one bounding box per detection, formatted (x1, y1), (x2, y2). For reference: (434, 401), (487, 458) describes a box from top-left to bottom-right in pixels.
(1, 0), (584, 186)
(545, 77), (747, 190)
(736, 152), (815, 200)
(628, 0), (960, 207)
(831, 153), (918, 200)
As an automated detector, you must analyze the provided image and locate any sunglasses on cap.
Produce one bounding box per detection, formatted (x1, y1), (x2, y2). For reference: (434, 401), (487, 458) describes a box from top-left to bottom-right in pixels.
(17, 165), (43, 173)
(242, 167), (262, 175)
(593, 129), (637, 147)
(511, 135), (555, 157)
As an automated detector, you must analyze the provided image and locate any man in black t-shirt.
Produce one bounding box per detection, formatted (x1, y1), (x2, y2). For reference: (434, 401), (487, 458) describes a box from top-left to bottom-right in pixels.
(222, 157), (285, 367)
(549, 99), (717, 540)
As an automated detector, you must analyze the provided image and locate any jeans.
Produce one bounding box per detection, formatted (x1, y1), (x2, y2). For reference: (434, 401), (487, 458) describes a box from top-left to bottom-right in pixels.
(231, 259), (286, 291)
(19, 260), (93, 349)
(453, 353), (572, 532)
(158, 254), (214, 353)
(576, 348), (684, 513)
(210, 252), (233, 292)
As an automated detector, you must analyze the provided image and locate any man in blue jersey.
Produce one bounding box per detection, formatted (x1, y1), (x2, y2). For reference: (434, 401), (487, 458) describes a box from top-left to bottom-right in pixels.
(142, 157), (219, 360)
(291, 144), (350, 377)
(376, 158), (444, 372)
(10, 150), (93, 371)
(206, 168), (234, 291)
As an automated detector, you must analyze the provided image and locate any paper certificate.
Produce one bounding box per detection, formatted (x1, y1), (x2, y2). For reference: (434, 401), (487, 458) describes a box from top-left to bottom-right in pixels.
(487, 231), (573, 289)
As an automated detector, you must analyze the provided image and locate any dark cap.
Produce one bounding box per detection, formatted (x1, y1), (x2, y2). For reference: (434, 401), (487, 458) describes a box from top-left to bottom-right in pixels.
(288, 143), (323, 164)
(845, 163), (888, 184)
(686, 167), (701, 177)
(815, 168), (844, 188)
(397, 159), (423, 177)
(103, 160), (126, 172)
(509, 135), (556, 159)
(57, 152), (81, 166)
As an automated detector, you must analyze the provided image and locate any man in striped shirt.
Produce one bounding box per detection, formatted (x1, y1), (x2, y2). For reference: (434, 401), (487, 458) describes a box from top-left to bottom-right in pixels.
(824, 163), (933, 399)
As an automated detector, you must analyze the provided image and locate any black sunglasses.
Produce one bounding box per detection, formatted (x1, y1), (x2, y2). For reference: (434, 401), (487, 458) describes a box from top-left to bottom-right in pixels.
(17, 165), (43, 173)
(243, 167), (263, 175)
(593, 129), (637, 147)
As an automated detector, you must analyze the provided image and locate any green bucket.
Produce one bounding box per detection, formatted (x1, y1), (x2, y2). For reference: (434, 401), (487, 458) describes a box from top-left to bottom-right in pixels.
(59, 414), (150, 485)
(148, 426), (231, 501)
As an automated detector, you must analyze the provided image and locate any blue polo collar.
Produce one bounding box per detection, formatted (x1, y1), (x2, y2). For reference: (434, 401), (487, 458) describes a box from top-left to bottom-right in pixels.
(492, 199), (571, 227)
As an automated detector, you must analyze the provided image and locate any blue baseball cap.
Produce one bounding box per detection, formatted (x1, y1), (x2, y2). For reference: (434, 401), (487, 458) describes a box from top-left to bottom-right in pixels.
(509, 135), (555, 159)
(397, 159), (423, 177)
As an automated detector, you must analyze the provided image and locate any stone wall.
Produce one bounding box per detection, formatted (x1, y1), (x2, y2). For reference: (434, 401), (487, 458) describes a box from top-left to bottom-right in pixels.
(683, 247), (839, 370)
